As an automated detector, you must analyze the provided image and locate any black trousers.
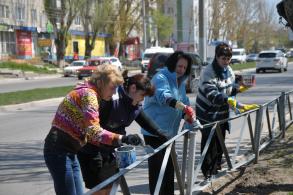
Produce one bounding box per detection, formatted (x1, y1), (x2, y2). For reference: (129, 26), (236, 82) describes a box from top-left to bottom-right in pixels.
(143, 135), (174, 195)
(199, 121), (227, 177)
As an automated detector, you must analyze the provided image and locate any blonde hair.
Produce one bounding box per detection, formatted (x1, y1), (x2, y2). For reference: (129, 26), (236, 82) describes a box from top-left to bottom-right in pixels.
(89, 64), (124, 89)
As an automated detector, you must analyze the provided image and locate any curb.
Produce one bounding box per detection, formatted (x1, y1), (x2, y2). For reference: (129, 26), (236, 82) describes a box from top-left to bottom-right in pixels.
(0, 97), (63, 112)
(0, 74), (63, 83)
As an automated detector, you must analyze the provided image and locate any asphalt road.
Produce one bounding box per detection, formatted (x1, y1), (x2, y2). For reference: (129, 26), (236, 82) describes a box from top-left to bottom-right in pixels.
(0, 70), (142, 93)
(0, 63), (292, 194)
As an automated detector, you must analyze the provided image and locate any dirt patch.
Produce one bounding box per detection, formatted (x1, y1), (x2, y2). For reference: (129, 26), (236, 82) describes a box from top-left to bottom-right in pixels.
(201, 125), (293, 195)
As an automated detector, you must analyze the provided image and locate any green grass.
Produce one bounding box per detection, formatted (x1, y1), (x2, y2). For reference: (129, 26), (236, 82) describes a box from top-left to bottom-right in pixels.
(0, 61), (57, 74)
(0, 86), (73, 106)
(230, 62), (256, 70)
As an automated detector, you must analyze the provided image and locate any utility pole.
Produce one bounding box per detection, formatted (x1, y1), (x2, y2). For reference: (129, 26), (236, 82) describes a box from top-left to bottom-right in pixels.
(142, 0), (147, 50)
(193, 0), (197, 53)
(198, 0), (207, 61)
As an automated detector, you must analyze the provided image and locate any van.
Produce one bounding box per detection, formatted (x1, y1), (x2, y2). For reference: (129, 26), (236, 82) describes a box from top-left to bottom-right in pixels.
(231, 48), (246, 64)
(140, 47), (174, 73)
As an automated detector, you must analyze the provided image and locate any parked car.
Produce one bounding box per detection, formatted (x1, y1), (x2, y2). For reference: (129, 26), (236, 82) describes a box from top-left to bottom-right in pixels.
(246, 53), (258, 62)
(101, 57), (123, 71)
(140, 47), (174, 73)
(147, 52), (207, 93)
(256, 50), (288, 73)
(76, 58), (110, 80)
(63, 60), (87, 77)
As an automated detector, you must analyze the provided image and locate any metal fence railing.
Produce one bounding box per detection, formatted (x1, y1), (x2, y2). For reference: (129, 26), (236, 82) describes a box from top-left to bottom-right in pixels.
(85, 90), (293, 195)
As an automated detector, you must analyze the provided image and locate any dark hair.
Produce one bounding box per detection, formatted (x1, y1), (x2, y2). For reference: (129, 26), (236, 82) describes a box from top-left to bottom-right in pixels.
(122, 70), (155, 96)
(215, 42), (232, 58)
(165, 51), (192, 76)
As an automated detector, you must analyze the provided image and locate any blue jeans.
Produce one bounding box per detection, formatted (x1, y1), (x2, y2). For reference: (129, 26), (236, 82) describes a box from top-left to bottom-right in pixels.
(44, 147), (84, 195)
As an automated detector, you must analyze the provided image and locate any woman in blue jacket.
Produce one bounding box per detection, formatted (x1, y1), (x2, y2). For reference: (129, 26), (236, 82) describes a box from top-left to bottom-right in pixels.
(141, 51), (195, 195)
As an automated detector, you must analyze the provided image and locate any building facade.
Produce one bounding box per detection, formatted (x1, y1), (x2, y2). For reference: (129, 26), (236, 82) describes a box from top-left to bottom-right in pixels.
(0, 0), (107, 60)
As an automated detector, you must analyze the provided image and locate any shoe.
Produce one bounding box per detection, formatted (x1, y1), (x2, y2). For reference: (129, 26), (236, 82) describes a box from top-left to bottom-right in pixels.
(216, 165), (222, 171)
(203, 170), (211, 180)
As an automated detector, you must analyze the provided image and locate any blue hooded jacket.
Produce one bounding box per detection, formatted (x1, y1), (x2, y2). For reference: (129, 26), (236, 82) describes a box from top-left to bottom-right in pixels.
(141, 67), (190, 138)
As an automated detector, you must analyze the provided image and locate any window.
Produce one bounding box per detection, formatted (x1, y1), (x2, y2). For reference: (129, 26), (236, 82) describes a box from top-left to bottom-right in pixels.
(56, 0), (61, 8)
(16, 6), (25, 21)
(0, 4), (9, 18)
(74, 16), (81, 25)
(259, 53), (276, 58)
(0, 31), (16, 55)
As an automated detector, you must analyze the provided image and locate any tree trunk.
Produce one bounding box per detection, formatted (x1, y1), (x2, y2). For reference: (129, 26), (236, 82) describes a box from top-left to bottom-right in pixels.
(55, 33), (66, 68)
(84, 34), (93, 59)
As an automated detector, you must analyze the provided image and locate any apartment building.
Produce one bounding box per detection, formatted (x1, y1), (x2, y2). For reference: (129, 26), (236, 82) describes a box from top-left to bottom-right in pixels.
(0, 0), (110, 60)
(0, 0), (47, 59)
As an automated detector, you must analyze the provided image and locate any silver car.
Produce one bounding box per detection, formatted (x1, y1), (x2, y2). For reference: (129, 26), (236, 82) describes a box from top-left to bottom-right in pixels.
(256, 50), (288, 73)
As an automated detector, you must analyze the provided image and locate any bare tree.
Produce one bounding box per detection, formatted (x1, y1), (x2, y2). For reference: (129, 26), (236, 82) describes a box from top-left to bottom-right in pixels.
(80, 0), (114, 59)
(208, 0), (280, 51)
(44, 0), (85, 67)
(106, 0), (142, 56)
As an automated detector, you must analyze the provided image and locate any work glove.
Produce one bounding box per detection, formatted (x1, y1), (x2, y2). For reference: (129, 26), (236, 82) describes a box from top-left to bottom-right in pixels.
(238, 104), (260, 113)
(227, 97), (237, 109)
(175, 101), (195, 118)
(227, 97), (241, 114)
(184, 106), (195, 118)
(239, 85), (249, 93)
(122, 134), (143, 146)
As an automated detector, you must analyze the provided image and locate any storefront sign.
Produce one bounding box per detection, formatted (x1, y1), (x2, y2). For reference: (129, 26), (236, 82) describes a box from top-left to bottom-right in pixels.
(16, 30), (32, 56)
(38, 39), (51, 47)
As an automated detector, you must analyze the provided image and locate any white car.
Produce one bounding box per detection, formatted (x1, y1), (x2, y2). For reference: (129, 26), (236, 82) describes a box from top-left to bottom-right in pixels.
(256, 50), (288, 73)
(101, 57), (123, 71)
(63, 60), (87, 77)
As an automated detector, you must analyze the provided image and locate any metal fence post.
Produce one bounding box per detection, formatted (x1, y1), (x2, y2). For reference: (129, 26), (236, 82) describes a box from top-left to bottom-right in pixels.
(279, 92), (286, 138)
(254, 105), (263, 163)
(186, 131), (197, 195)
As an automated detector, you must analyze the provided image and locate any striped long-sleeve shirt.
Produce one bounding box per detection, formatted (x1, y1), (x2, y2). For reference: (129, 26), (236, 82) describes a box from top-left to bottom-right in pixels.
(52, 81), (120, 148)
(196, 61), (238, 123)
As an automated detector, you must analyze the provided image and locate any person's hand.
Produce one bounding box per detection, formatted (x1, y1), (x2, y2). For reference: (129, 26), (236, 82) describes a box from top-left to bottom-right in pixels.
(239, 85), (249, 93)
(183, 106), (195, 118)
(227, 97), (237, 109)
(239, 104), (259, 113)
(184, 113), (194, 124)
(122, 134), (143, 146)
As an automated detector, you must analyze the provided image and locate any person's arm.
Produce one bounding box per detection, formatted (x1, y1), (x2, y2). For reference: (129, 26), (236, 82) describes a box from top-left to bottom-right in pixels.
(135, 111), (167, 139)
(200, 70), (229, 106)
(81, 90), (122, 146)
(81, 90), (143, 146)
(152, 74), (174, 106)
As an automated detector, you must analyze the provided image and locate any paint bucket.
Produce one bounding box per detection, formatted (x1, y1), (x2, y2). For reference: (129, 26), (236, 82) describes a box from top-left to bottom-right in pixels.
(241, 74), (256, 87)
(115, 146), (136, 168)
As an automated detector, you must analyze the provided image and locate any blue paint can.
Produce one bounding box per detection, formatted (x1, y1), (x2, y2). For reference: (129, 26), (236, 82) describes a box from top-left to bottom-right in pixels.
(115, 146), (136, 168)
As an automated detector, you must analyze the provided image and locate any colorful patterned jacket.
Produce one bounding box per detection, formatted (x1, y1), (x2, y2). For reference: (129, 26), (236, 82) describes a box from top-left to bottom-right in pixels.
(51, 81), (121, 148)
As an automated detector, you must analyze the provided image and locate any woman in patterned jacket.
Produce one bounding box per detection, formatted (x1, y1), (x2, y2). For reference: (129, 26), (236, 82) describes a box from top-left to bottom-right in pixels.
(43, 64), (143, 195)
